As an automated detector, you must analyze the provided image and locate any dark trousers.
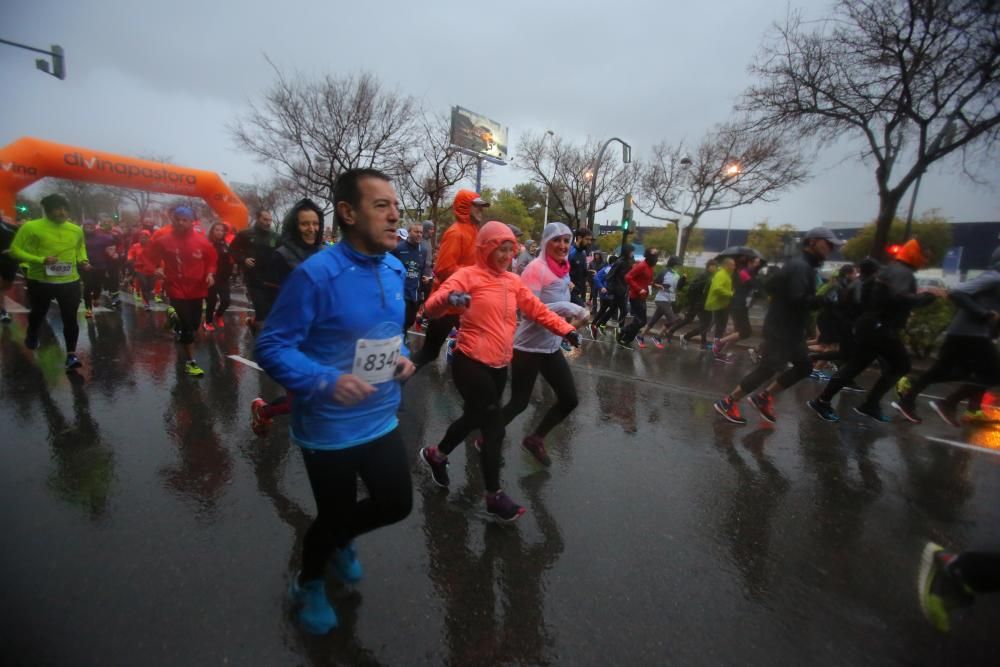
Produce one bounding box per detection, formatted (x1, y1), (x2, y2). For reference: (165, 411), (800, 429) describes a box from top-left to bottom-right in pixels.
(27, 279), (81, 352)
(619, 298), (648, 343)
(246, 284), (274, 321)
(712, 309), (730, 339)
(438, 350), (508, 492)
(412, 313), (459, 367)
(403, 299), (419, 333)
(135, 273), (155, 304)
(594, 290), (628, 327)
(730, 306), (752, 339)
(503, 349), (578, 438)
(171, 298), (203, 345)
(907, 336), (1000, 400)
(737, 336), (812, 395)
(81, 267), (105, 310)
(299, 428), (412, 581)
(819, 321), (910, 406)
(667, 309), (699, 337)
(683, 309), (713, 343)
(205, 281), (231, 320)
(104, 261), (120, 299)
(953, 552), (1000, 593)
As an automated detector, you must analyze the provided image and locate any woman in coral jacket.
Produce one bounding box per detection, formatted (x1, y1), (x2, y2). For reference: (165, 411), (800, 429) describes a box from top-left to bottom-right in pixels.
(127, 231), (157, 310)
(418, 221), (581, 522)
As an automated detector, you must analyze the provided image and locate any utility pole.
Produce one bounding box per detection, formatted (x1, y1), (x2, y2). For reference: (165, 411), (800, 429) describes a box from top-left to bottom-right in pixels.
(586, 137), (631, 232)
(620, 193), (633, 249)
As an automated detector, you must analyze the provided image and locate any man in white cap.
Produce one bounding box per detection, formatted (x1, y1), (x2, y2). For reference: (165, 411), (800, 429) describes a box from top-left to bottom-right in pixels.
(714, 227), (844, 425)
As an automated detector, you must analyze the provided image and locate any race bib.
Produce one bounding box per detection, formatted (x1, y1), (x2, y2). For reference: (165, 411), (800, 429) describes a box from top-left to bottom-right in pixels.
(45, 262), (73, 277)
(352, 335), (402, 384)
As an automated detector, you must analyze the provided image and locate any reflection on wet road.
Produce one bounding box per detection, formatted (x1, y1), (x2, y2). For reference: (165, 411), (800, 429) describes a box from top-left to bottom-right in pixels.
(1, 299), (998, 665)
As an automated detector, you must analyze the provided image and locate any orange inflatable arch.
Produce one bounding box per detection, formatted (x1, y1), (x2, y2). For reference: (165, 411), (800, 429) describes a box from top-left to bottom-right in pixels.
(0, 137), (249, 229)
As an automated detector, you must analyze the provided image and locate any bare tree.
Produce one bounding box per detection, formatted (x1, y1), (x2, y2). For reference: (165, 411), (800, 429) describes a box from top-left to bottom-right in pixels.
(395, 112), (476, 224)
(517, 133), (635, 229)
(740, 0), (1000, 258)
(231, 177), (302, 220)
(637, 123), (807, 257)
(230, 65), (420, 204)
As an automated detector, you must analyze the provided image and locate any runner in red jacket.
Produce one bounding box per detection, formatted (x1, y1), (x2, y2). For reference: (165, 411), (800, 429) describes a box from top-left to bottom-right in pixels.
(618, 248), (659, 348)
(145, 206), (217, 376)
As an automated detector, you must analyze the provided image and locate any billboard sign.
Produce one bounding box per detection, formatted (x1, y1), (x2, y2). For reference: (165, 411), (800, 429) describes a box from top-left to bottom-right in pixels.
(450, 106), (508, 163)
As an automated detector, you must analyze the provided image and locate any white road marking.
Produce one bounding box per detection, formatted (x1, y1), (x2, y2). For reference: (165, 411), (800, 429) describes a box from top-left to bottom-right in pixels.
(228, 355), (263, 371)
(924, 436), (1000, 458)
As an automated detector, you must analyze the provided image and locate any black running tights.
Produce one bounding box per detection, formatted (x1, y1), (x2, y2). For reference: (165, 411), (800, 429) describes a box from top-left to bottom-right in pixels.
(299, 428), (412, 581)
(503, 349), (578, 438)
(438, 350), (507, 492)
(27, 279), (80, 352)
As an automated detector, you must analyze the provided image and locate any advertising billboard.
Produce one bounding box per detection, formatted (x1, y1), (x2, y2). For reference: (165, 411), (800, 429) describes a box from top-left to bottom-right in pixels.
(450, 106), (508, 162)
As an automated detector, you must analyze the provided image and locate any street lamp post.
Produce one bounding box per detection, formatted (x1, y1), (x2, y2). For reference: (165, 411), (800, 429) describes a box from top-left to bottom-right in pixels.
(586, 137), (631, 232)
(674, 155), (693, 259)
(721, 163), (742, 248)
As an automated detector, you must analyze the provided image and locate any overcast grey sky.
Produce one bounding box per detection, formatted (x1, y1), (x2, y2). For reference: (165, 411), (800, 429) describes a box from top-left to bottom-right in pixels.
(1, 0), (996, 229)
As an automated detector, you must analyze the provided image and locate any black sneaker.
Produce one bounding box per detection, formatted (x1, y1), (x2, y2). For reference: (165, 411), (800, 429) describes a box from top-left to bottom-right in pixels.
(853, 403), (890, 423)
(65, 353), (82, 371)
(617, 339), (634, 350)
(842, 382), (866, 393)
(891, 400), (922, 424)
(24, 332), (39, 350)
(419, 446), (450, 488)
(485, 491), (526, 522)
(807, 399), (840, 423)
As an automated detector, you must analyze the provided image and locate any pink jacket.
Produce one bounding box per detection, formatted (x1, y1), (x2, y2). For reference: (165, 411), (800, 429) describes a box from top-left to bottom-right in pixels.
(425, 221), (576, 368)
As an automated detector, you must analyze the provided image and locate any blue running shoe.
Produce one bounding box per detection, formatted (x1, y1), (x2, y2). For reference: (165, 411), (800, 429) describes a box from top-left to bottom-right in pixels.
(289, 574), (337, 634)
(853, 403), (890, 423)
(807, 398), (840, 423)
(446, 338), (457, 364)
(65, 353), (82, 370)
(331, 542), (363, 584)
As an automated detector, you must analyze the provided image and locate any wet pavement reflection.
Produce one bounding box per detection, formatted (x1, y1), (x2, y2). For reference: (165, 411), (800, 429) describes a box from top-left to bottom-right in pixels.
(1, 299), (999, 665)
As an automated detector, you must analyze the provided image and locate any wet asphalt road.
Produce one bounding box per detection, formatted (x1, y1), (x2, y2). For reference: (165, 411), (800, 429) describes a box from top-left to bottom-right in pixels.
(1, 288), (999, 666)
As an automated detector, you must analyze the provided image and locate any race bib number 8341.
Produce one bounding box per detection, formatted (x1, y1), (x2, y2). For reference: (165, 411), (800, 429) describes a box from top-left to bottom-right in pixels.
(352, 335), (402, 384)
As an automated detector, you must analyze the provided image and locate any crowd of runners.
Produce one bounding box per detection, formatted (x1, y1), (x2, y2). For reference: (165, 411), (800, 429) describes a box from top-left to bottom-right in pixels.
(2, 170), (998, 635)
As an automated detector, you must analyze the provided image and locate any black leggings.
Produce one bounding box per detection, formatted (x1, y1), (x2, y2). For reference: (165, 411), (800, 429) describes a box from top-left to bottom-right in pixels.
(593, 291), (628, 328)
(730, 306), (752, 339)
(81, 267), (105, 310)
(299, 428), (412, 581)
(819, 322), (911, 406)
(27, 279), (81, 352)
(738, 337), (812, 395)
(438, 350), (507, 492)
(205, 281), (231, 320)
(682, 310), (713, 343)
(953, 552), (1000, 593)
(171, 298), (203, 345)
(620, 297), (648, 343)
(908, 336), (1000, 398)
(503, 349), (578, 438)
(412, 313), (459, 367)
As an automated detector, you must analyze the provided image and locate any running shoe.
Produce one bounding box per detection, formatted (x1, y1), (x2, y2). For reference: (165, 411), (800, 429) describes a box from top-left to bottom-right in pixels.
(929, 400), (962, 427)
(807, 398), (840, 422)
(165, 306), (179, 331)
(289, 574), (338, 634)
(250, 397), (272, 436)
(853, 403), (890, 423)
(110, 298), (121, 309)
(65, 353), (82, 370)
(589, 323), (599, 339)
(214, 315), (225, 329)
(652, 336), (665, 349)
(521, 435), (552, 467)
(749, 392), (776, 423)
(330, 542), (363, 584)
(616, 339), (633, 350)
(842, 382), (865, 393)
(748, 347), (761, 365)
(896, 375), (913, 401)
(636, 335), (646, 350)
(485, 491), (526, 522)
(713, 397), (747, 425)
(809, 369), (831, 381)
(85, 309), (94, 319)
(134, 293), (143, 304)
(890, 400), (922, 424)
(0, 309), (10, 324)
(202, 322), (215, 332)
(143, 303), (152, 311)
(419, 446), (450, 488)
(24, 332), (39, 350)
(446, 338), (457, 364)
(154, 294), (163, 303)
(713, 352), (734, 364)
(185, 360), (205, 377)
(447, 327), (458, 339)
(917, 542), (973, 633)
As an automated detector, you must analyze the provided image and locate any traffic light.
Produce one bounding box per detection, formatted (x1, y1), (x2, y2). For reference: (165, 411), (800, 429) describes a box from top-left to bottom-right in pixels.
(621, 194), (633, 232)
(16, 203), (29, 214)
(51, 45), (65, 80)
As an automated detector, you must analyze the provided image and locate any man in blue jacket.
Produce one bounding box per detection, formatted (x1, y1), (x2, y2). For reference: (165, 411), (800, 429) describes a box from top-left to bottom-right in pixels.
(256, 168), (415, 635)
(391, 221), (428, 336)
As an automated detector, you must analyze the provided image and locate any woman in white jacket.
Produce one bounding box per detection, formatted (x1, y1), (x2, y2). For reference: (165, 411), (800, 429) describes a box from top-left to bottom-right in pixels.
(497, 222), (589, 466)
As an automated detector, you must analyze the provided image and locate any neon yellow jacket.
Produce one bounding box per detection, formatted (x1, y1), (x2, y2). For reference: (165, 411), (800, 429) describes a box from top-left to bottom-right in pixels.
(704, 267), (734, 312)
(10, 217), (89, 283)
